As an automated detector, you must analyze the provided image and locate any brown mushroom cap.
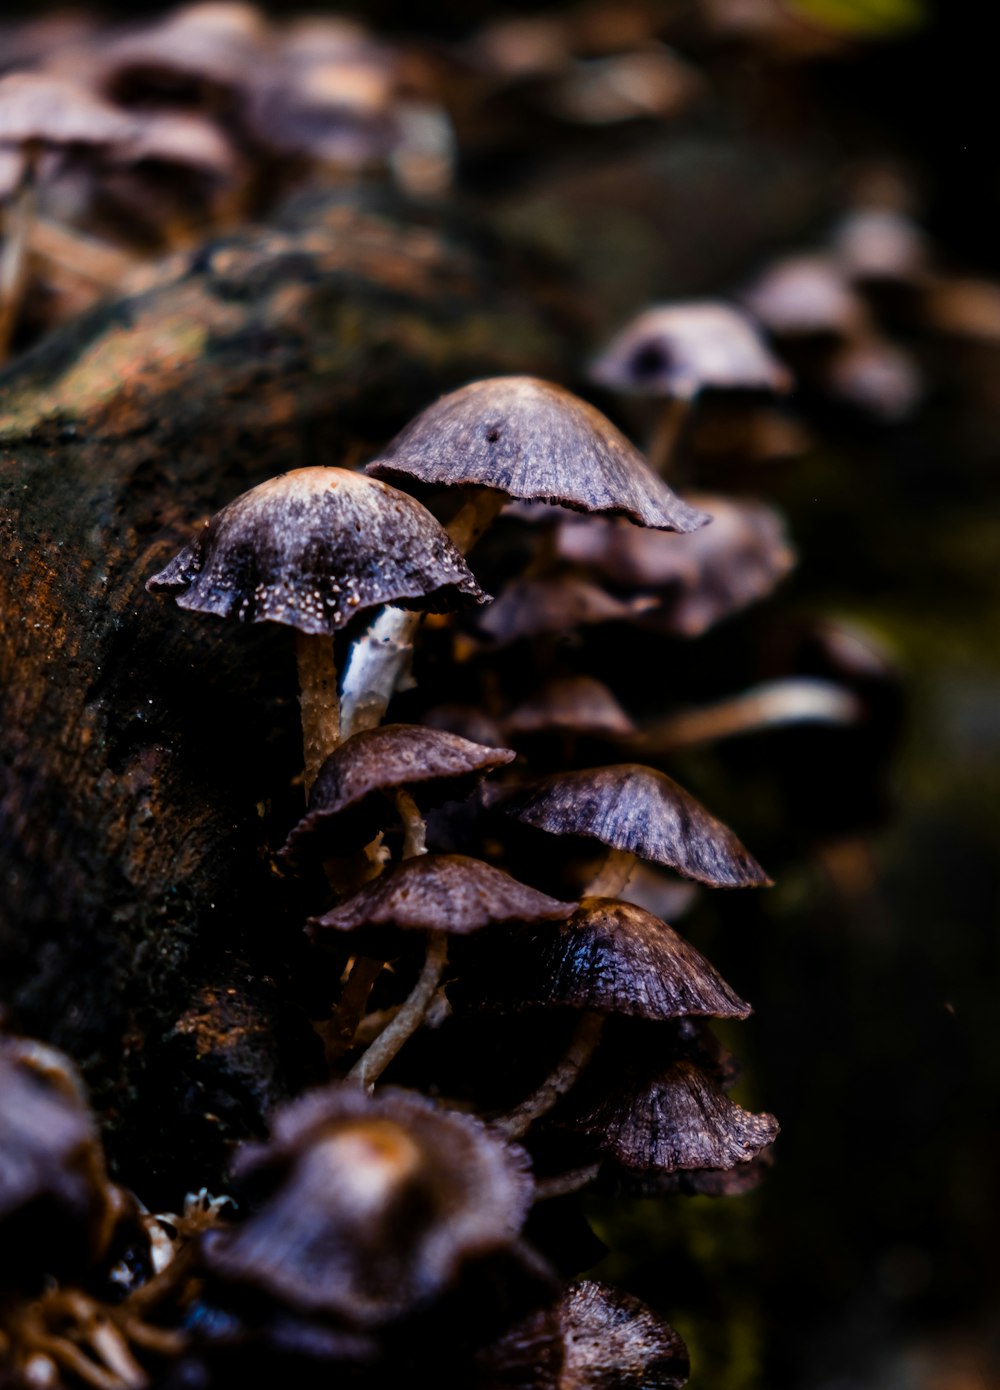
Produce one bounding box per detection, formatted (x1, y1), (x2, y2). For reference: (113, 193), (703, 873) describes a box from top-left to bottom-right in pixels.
(476, 897), (750, 1020)
(557, 495), (795, 637)
(309, 853), (577, 937)
(589, 302), (791, 400)
(558, 1281), (690, 1390)
(477, 575), (647, 647)
(502, 764), (770, 888)
(558, 1057), (778, 1178)
(504, 675), (636, 739)
(146, 467), (487, 633)
(366, 376), (710, 533)
(202, 1083), (534, 1326)
(0, 72), (138, 152)
(281, 724), (515, 864)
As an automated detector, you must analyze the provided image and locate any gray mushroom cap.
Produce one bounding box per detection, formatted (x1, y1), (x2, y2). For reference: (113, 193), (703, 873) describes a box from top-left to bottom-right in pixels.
(201, 1083), (534, 1326)
(146, 467), (487, 633)
(0, 72), (138, 152)
(590, 302), (791, 400)
(502, 764), (770, 888)
(366, 376), (710, 533)
(308, 853), (577, 936)
(558, 1282), (690, 1390)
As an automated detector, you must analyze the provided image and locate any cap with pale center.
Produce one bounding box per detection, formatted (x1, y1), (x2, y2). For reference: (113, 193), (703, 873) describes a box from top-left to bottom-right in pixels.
(502, 764), (770, 888)
(590, 302), (791, 400)
(146, 467), (487, 633)
(201, 1083), (534, 1326)
(0, 72), (138, 152)
(366, 376), (709, 532)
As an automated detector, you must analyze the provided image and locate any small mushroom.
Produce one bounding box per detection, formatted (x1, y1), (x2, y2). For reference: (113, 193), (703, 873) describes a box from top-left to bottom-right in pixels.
(502, 763), (770, 889)
(740, 254), (867, 342)
(201, 1083), (534, 1327)
(476, 574), (648, 647)
(147, 467), (487, 793)
(504, 675), (636, 741)
(557, 1281), (690, 1389)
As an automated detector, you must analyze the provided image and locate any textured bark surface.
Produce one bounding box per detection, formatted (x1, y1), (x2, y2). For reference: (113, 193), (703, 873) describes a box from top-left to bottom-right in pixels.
(0, 187), (575, 1198)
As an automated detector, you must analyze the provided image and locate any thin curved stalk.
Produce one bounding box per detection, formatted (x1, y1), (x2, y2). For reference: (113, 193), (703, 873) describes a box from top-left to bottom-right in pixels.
(645, 397), (691, 476)
(348, 930), (449, 1091)
(295, 630), (340, 797)
(640, 678), (861, 755)
(585, 848), (636, 898)
(534, 1164), (602, 1200)
(493, 1011), (605, 1139)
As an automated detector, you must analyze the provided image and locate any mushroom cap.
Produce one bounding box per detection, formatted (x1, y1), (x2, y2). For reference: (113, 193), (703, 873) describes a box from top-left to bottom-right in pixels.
(824, 334), (923, 423)
(475, 897), (751, 1020)
(589, 302), (792, 400)
(502, 764), (770, 888)
(146, 467), (487, 634)
(740, 254), (866, 340)
(558, 1057), (778, 1177)
(202, 1084), (534, 1325)
(0, 72), (138, 151)
(281, 724), (515, 865)
(99, 4), (268, 99)
(477, 575), (646, 647)
(557, 1282), (690, 1390)
(830, 207), (928, 286)
(504, 675), (636, 739)
(366, 376), (710, 533)
(309, 853), (577, 936)
(116, 110), (240, 179)
(557, 495), (795, 637)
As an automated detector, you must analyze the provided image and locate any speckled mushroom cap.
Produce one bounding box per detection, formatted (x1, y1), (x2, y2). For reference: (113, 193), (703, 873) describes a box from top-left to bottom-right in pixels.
(366, 376), (710, 533)
(0, 1038), (114, 1281)
(201, 1083), (534, 1326)
(589, 302), (791, 400)
(0, 72), (138, 151)
(504, 675), (636, 739)
(502, 764), (770, 888)
(280, 724), (515, 864)
(308, 853), (577, 936)
(556, 1056), (779, 1179)
(557, 1282), (690, 1390)
(474, 897), (751, 1020)
(146, 467), (487, 633)
(556, 495), (795, 637)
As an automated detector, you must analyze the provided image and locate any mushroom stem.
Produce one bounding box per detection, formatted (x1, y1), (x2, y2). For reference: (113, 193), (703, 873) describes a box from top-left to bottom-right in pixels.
(640, 678), (862, 754)
(0, 159), (37, 360)
(645, 397), (691, 476)
(493, 1011), (605, 1139)
(348, 930), (449, 1091)
(295, 630), (340, 798)
(586, 848), (636, 897)
(534, 1164), (602, 1200)
(395, 788), (427, 858)
(29, 216), (139, 289)
(338, 489), (504, 740)
(323, 954), (385, 1063)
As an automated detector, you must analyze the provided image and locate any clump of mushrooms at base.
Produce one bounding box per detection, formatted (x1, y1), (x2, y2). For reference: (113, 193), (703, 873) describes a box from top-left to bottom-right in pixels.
(134, 371), (791, 1381)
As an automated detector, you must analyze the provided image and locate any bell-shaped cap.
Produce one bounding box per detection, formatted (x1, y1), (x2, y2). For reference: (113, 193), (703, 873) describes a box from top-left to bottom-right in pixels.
(502, 764), (769, 888)
(504, 675), (636, 739)
(0, 1038), (115, 1282)
(0, 72), (138, 151)
(202, 1084), (534, 1326)
(590, 302), (791, 400)
(830, 208), (928, 287)
(281, 724), (514, 865)
(146, 467), (486, 633)
(558, 1282), (690, 1389)
(740, 254), (866, 340)
(558, 1057), (778, 1178)
(308, 853), (577, 936)
(558, 494), (794, 636)
(476, 897), (750, 1020)
(98, 3), (268, 103)
(366, 376), (709, 532)
(477, 575), (646, 647)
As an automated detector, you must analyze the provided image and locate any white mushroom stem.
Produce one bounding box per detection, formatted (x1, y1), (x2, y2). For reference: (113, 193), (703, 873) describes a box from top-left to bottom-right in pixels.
(348, 929), (449, 1091)
(0, 167), (37, 360)
(295, 630), (340, 798)
(534, 1164), (602, 1200)
(645, 397), (691, 476)
(395, 788), (427, 858)
(493, 1011), (605, 1140)
(338, 489), (505, 739)
(640, 678), (862, 755)
(585, 848), (636, 897)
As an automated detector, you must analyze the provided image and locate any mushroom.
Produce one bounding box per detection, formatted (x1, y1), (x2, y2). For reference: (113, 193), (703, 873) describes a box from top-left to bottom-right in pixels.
(503, 675), (637, 741)
(740, 253), (867, 343)
(589, 301), (791, 471)
(146, 466), (487, 793)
